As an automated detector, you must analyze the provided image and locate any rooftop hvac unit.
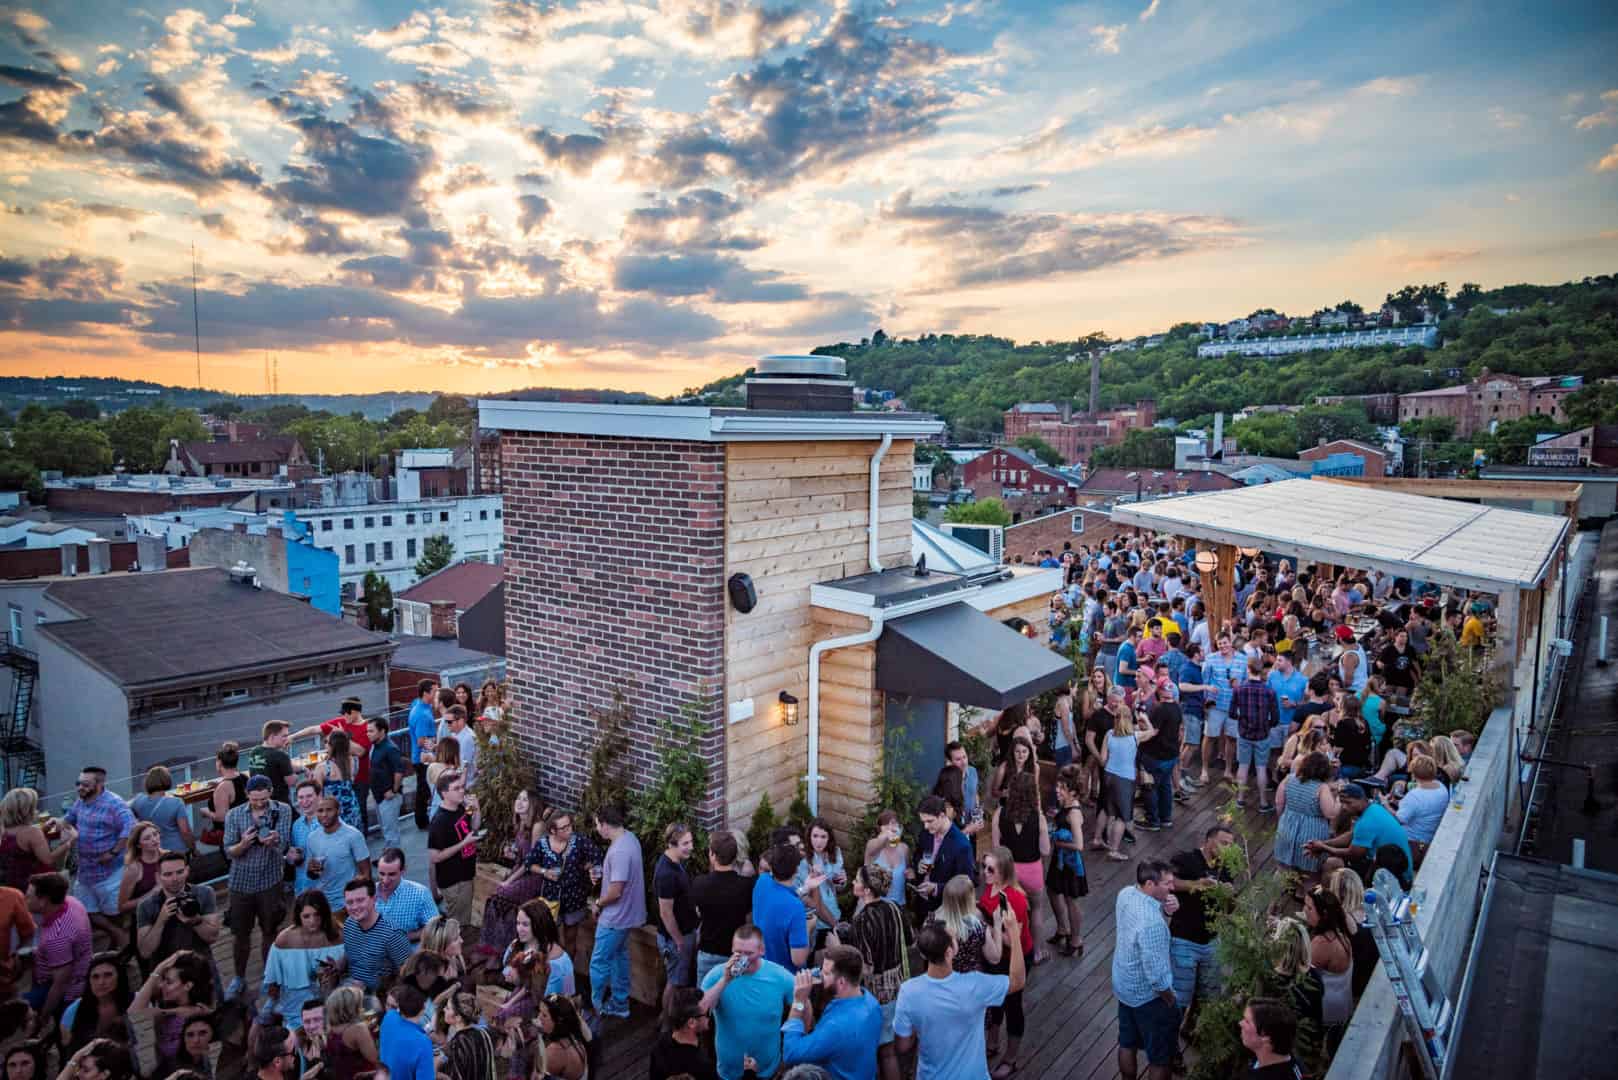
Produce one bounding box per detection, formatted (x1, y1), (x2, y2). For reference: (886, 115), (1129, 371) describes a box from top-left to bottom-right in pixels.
(941, 522), (1004, 564)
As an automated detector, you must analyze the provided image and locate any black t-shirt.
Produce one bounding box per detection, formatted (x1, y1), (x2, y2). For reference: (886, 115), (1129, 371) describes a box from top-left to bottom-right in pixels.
(1169, 847), (1231, 945)
(1142, 702), (1182, 761)
(689, 869), (753, 956)
(1291, 701), (1330, 734)
(429, 807), (476, 888)
(1249, 1060), (1304, 1080)
(649, 1034), (718, 1080)
(1378, 644), (1418, 689)
(1332, 718), (1373, 769)
(653, 854), (700, 936)
(251, 747), (295, 805)
(1084, 702), (1114, 748)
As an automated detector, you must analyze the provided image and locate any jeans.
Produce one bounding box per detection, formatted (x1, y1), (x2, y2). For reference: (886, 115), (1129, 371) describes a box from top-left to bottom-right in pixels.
(1142, 757), (1176, 826)
(414, 764), (432, 829)
(376, 791), (402, 849)
(590, 924), (632, 1015)
(695, 950), (727, 988)
(1170, 937), (1220, 1010)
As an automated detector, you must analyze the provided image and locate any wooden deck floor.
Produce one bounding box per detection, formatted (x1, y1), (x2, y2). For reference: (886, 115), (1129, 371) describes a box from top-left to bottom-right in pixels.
(585, 776), (1278, 1080)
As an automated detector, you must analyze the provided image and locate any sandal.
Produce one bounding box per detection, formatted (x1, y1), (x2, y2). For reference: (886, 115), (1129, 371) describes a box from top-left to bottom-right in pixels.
(1107, 850), (1130, 861)
(1047, 932), (1069, 946)
(1059, 939), (1081, 957)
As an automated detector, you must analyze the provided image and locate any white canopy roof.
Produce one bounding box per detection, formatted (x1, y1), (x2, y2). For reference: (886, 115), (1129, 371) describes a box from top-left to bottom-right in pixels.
(1110, 477), (1566, 592)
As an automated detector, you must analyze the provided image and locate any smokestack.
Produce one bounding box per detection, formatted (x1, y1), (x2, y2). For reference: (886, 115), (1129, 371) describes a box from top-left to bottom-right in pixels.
(1212, 413), (1224, 460)
(60, 543), (80, 576)
(1089, 355), (1100, 415)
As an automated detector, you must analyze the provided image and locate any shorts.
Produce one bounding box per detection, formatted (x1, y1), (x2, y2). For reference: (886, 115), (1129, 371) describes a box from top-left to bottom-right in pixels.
(658, 929), (698, 987)
(1103, 773), (1135, 820)
(71, 873), (122, 916)
(229, 888), (286, 938)
(1054, 745), (1074, 767)
(1235, 737), (1267, 768)
(1013, 860), (1044, 896)
(1203, 707), (1231, 739)
(879, 997), (897, 1046)
(1268, 725), (1289, 755)
(1118, 996), (1180, 1065)
(1181, 714), (1204, 746)
(1170, 938), (1220, 1009)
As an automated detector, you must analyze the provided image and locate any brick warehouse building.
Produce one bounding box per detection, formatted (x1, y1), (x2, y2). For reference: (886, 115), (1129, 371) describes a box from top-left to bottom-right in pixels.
(483, 356), (1070, 833)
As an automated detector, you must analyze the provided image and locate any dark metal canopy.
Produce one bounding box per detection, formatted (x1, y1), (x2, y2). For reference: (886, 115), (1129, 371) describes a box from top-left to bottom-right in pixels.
(876, 602), (1073, 709)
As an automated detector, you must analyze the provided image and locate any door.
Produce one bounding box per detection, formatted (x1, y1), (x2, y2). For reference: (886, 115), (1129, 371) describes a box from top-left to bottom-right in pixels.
(883, 693), (948, 791)
(7, 605), (21, 646)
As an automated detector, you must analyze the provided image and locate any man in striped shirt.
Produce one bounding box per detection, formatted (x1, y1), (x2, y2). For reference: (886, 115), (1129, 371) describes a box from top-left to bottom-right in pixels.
(335, 878), (413, 995)
(1113, 860), (1180, 1080)
(24, 871), (91, 1035)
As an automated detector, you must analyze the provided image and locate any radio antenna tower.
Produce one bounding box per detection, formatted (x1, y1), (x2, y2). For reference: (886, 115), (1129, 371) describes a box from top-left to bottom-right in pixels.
(190, 243), (203, 389)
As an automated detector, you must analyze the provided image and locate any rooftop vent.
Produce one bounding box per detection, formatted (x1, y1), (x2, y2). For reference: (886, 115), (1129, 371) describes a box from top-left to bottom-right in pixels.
(745, 354), (853, 413)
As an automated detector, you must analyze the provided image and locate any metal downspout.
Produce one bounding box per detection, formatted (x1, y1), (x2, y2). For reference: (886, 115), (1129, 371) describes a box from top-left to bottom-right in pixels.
(868, 433), (893, 573)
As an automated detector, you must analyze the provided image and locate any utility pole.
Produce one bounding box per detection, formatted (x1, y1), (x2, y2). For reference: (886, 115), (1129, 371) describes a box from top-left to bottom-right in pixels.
(190, 243), (202, 389)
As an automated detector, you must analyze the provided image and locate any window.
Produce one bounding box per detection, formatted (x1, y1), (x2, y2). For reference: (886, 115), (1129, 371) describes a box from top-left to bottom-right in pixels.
(440, 512), (449, 523)
(344, 545), (355, 565)
(287, 674), (316, 690)
(152, 698), (185, 715)
(382, 515), (392, 526)
(464, 510), (472, 522)
(343, 518), (354, 530)
(406, 513), (416, 525)
(383, 541), (394, 560)
(479, 509), (488, 520)
(320, 519), (333, 532)
(365, 542), (376, 563)
(364, 517), (374, 528)
(493, 509), (502, 519)
(221, 688), (250, 703)
(344, 663), (369, 677)
(1071, 513), (1086, 533)
(407, 538), (417, 559)
(7, 606), (21, 647)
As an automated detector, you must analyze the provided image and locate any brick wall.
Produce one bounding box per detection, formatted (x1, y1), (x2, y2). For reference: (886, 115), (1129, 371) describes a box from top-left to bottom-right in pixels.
(1003, 508), (1133, 563)
(501, 433), (728, 825)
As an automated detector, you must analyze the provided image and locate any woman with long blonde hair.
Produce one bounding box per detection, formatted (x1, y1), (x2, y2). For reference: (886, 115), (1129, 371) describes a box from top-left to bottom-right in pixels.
(1428, 735), (1465, 785)
(933, 874), (1000, 973)
(321, 985), (378, 1075)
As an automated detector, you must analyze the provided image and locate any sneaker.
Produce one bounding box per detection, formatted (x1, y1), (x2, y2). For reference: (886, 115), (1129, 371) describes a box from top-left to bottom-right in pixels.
(1124, 831), (1137, 845)
(1138, 821), (1161, 832)
(1258, 802), (1276, 814)
(1174, 791), (1191, 804)
(225, 977), (245, 1000)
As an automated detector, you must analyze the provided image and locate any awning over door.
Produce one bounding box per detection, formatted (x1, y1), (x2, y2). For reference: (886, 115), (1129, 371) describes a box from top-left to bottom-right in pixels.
(875, 602), (1074, 710)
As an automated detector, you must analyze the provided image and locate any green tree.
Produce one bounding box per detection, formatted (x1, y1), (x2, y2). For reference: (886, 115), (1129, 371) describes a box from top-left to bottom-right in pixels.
(1399, 416), (1456, 444)
(628, 695), (714, 907)
(50, 399), (100, 421)
(1229, 413), (1299, 457)
(425, 394), (476, 437)
(379, 416), (467, 456)
(103, 405), (208, 472)
(415, 534), (455, 578)
(1091, 427), (1176, 468)
(913, 493), (931, 518)
(1294, 402), (1377, 450)
(943, 497), (1012, 526)
(152, 410), (209, 468)
(1563, 383), (1618, 428)
(210, 399), (246, 418)
(361, 571), (395, 631)
(581, 689), (632, 827)
(11, 411), (113, 475)
(287, 415), (381, 473)
(1014, 434), (1065, 466)
(245, 403), (315, 433)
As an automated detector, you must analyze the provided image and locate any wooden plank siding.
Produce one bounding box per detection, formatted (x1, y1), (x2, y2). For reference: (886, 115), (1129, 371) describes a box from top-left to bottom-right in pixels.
(721, 439), (916, 830)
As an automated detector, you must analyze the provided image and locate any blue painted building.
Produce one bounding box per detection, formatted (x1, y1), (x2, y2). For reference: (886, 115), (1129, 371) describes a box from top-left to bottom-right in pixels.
(281, 511), (341, 615)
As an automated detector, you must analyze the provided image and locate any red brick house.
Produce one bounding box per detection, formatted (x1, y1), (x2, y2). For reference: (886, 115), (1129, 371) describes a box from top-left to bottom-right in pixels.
(177, 436), (308, 479)
(1002, 508), (1132, 564)
(1299, 439), (1388, 477)
(1002, 400), (1157, 464)
(963, 447), (1080, 520)
(1078, 468), (1239, 500)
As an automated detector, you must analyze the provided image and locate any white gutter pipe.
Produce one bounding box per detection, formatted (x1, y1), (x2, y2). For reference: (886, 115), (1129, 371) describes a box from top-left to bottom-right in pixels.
(806, 590), (967, 814)
(868, 433), (893, 573)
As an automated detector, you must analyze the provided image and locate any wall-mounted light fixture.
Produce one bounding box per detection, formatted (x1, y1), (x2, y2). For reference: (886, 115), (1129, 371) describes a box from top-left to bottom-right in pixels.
(779, 690), (800, 726)
(1238, 546), (1261, 558)
(1194, 549), (1219, 580)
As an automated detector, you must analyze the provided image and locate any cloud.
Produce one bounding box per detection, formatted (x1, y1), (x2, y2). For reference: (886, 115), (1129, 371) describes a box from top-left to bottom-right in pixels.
(356, 12), (433, 50)
(1598, 143), (1618, 172)
(1015, 118), (1214, 173)
(1489, 105), (1523, 131)
(66, 108), (264, 193)
(200, 212), (237, 237)
(273, 114), (434, 218)
(1574, 89), (1618, 130)
(442, 163), (495, 193)
(40, 200), (151, 225)
(1090, 24), (1126, 54)
(1361, 76), (1421, 96)
(143, 78), (205, 129)
(2, 10), (48, 49)
(247, 38), (331, 65)
(621, 189), (762, 251)
(268, 214), (366, 256)
(0, 64), (81, 92)
(1140, 0), (1161, 21)
(339, 254), (437, 292)
(526, 127), (613, 174)
(0, 252), (132, 334)
(880, 190), (1241, 291)
(516, 194), (551, 235)
(613, 252), (807, 302)
(643, 11), (964, 190)
(643, 1), (818, 60)
(385, 41), (471, 69)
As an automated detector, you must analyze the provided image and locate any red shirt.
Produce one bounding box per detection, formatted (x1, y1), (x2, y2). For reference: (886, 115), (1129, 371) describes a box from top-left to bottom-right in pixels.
(979, 884), (1033, 957)
(322, 716), (371, 784)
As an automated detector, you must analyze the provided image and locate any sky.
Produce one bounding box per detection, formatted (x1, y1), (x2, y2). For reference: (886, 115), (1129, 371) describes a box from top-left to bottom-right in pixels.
(0, 0), (1615, 398)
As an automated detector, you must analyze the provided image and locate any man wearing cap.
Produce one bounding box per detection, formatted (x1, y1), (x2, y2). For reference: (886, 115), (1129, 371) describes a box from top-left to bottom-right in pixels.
(1305, 783), (1413, 888)
(1334, 627), (1368, 693)
(223, 774), (293, 999)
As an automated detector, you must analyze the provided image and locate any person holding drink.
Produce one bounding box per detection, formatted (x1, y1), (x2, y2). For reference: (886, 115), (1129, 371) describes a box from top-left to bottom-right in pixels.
(914, 796), (975, 913)
(862, 810), (910, 905)
(427, 771), (480, 925)
(298, 797), (370, 911)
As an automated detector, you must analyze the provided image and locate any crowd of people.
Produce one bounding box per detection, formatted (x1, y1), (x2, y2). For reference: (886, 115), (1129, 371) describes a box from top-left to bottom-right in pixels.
(0, 537), (1492, 1080)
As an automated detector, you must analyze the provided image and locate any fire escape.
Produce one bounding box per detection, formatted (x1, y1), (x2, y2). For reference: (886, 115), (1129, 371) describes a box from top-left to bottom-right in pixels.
(0, 643), (42, 792)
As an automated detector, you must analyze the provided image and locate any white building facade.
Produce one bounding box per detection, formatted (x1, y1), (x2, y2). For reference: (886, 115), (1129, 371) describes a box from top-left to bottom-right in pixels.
(292, 494), (503, 592)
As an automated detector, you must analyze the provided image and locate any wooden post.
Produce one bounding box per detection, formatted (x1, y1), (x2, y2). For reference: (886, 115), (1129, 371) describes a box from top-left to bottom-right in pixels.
(1197, 544), (1238, 635)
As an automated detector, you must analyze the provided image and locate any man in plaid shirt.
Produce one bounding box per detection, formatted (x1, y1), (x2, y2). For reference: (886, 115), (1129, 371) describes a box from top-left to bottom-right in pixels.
(63, 766), (135, 950)
(223, 775), (292, 999)
(1229, 656), (1279, 812)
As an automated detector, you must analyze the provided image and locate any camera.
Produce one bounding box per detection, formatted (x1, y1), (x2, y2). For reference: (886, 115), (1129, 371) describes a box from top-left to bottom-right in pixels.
(177, 894), (202, 919)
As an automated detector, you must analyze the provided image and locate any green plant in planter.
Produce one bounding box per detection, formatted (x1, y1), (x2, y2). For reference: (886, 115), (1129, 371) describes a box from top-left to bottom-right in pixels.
(846, 725), (927, 878)
(787, 777), (813, 836)
(1412, 638), (1500, 739)
(472, 711), (530, 860)
(580, 687), (632, 828)
(744, 792), (779, 867)
(628, 694), (713, 910)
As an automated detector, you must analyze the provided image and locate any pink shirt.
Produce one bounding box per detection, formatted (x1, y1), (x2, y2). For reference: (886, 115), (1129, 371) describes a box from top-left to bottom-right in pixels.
(35, 895), (92, 1000)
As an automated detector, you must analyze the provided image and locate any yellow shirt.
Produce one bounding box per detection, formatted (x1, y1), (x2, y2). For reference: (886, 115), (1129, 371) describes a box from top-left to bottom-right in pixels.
(1460, 615), (1485, 648)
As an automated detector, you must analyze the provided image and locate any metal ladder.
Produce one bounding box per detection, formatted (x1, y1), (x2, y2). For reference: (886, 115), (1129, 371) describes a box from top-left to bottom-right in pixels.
(1365, 869), (1454, 1080)
(1, 643), (42, 791)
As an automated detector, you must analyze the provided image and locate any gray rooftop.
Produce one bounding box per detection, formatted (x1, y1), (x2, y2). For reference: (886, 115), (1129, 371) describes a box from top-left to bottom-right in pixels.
(42, 568), (394, 689)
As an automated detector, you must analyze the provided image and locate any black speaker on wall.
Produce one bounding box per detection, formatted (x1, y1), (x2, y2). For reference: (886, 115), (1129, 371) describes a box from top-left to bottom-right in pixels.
(728, 572), (757, 613)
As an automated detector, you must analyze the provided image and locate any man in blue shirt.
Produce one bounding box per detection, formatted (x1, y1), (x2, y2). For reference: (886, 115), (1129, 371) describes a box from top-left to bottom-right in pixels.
(1265, 651), (1308, 756)
(700, 925), (796, 1080)
(946, 742), (983, 832)
(782, 946), (883, 1080)
(1200, 633), (1245, 785)
(379, 984), (434, 1080)
(753, 844), (810, 970)
(1116, 625), (1143, 689)
(1306, 784), (1414, 888)
(407, 679), (439, 830)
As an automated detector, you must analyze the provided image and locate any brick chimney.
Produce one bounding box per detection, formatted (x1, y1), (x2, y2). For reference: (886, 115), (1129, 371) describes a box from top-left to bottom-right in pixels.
(429, 600), (458, 640)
